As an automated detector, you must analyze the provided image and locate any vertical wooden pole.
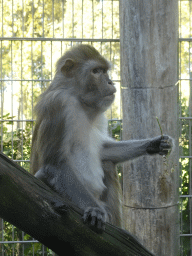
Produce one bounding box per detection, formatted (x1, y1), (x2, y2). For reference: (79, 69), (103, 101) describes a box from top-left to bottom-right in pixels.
(120, 1), (179, 255)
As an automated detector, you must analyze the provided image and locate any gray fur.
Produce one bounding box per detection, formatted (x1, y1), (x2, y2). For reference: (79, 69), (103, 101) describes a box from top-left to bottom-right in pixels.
(30, 45), (172, 231)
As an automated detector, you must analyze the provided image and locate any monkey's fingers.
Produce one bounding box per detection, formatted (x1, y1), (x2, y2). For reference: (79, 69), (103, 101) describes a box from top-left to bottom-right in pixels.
(159, 151), (169, 156)
(97, 212), (105, 230)
(161, 135), (173, 147)
(82, 207), (98, 224)
(160, 143), (171, 149)
(82, 207), (91, 223)
(83, 207), (106, 233)
(159, 135), (172, 155)
(52, 200), (69, 214)
(161, 135), (170, 141)
(160, 144), (171, 152)
(159, 142), (172, 155)
(91, 216), (96, 226)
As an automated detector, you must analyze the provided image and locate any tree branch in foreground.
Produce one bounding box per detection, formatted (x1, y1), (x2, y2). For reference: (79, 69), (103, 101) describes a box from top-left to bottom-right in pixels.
(0, 152), (154, 256)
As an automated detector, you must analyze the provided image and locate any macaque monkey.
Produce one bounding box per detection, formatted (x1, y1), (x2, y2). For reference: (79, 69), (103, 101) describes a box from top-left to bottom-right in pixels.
(30, 44), (172, 232)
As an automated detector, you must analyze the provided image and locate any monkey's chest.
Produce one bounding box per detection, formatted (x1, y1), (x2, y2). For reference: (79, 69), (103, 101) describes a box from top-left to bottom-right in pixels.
(84, 146), (105, 199)
(82, 128), (106, 199)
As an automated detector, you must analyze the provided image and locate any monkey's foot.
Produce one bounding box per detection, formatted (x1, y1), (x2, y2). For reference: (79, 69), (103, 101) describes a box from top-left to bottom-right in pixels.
(82, 207), (107, 233)
(52, 200), (69, 214)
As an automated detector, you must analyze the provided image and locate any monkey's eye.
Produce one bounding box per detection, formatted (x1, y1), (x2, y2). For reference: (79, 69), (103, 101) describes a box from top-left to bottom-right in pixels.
(92, 68), (100, 74)
(92, 68), (107, 74)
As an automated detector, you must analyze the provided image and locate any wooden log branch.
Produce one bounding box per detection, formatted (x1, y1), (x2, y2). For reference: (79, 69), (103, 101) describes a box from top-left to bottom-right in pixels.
(0, 152), (154, 256)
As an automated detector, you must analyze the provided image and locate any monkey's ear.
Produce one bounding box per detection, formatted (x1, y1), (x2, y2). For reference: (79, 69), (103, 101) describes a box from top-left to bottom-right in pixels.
(61, 58), (75, 75)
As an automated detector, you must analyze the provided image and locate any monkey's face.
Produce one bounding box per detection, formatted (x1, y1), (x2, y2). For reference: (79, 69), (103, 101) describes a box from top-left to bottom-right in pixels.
(57, 45), (116, 113)
(79, 65), (116, 112)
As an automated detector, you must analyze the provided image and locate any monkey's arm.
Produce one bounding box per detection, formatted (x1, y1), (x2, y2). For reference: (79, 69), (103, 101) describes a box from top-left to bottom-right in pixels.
(101, 135), (172, 163)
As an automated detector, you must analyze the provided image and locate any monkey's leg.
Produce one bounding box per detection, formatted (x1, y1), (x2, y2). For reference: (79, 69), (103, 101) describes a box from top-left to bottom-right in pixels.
(35, 164), (107, 232)
(101, 135), (172, 163)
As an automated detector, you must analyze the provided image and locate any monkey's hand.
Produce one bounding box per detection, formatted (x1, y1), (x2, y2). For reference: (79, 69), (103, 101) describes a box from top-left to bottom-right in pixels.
(146, 135), (172, 155)
(82, 207), (107, 233)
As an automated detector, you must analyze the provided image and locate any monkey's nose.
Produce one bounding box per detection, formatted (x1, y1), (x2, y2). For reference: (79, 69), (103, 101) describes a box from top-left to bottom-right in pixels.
(111, 86), (117, 94)
(107, 87), (116, 96)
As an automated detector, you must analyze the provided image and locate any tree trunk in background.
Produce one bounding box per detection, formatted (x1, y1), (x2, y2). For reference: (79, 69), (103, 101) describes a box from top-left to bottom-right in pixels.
(120, 1), (179, 255)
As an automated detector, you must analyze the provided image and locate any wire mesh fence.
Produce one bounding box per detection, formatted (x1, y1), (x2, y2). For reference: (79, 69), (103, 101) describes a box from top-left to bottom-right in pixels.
(0, 0), (190, 255)
(179, 0), (192, 255)
(0, 0), (120, 255)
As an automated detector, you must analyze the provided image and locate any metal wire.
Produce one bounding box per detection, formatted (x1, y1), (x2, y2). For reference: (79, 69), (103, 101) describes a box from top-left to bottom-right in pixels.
(0, 37), (120, 42)
(179, 1), (192, 254)
(0, 1), (120, 255)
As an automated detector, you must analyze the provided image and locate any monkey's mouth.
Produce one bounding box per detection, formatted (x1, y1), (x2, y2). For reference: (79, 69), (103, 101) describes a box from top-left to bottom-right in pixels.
(104, 93), (115, 101)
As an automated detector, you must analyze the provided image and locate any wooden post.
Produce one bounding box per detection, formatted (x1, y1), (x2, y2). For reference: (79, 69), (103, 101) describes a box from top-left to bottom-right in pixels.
(120, 1), (179, 255)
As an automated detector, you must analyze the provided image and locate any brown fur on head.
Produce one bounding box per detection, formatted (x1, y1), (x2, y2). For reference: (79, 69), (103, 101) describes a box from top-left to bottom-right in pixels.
(47, 44), (116, 113)
(56, 44), (110, 74)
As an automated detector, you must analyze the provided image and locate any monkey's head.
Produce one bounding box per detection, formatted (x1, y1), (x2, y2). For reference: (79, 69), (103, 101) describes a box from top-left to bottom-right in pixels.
(56, 44), (116, 113)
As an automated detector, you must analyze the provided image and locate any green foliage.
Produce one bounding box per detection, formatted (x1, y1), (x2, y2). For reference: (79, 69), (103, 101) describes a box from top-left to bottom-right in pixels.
(179, 97), (192, 256)
(178, 2), (192, 254)
(0, 113), (32, 170)
(0, 113), (57, 255)
(108, 120), (123, 185)
(108, 120), (122, 141)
